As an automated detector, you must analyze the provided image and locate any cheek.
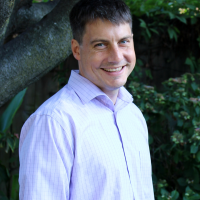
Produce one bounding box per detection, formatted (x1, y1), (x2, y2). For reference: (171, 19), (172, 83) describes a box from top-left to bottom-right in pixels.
(126, 49), (136, 64)
(90, 54), (106, 68)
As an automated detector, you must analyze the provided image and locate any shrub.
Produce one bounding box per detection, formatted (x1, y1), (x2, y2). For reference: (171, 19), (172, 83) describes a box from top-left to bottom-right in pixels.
(128, 73), (200, 199)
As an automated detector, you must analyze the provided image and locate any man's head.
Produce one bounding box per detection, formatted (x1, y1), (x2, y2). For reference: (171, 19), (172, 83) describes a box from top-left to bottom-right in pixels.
(70, 0), (135, 104)
(69, 0), (132, 44)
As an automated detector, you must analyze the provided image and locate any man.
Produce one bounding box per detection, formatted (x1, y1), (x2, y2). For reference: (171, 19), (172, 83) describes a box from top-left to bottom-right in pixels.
(19, 0), (154, 199)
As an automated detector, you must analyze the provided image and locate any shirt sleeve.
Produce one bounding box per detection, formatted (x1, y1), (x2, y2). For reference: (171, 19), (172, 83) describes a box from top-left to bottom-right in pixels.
(19, 114), (74, 200)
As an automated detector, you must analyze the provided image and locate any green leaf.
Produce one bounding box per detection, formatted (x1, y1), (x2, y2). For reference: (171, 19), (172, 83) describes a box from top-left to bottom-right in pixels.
(193, 167), (199, 183)
(191, 18), (197, 25)
(168, 27), (173, 39)
(176, 0), (183, 4)
(168, 12), (175, 19)
(191, 82), (198, 91)
(185, 57), (195, 73)
(158, 22), (167, 26)
(136, 59), (144, 67)
(197, 37), (200, 48)
(193, 183), (200, 191)
(176, 16), (187, 24)
(186, 186), (191, 193)
(139, 19), (151, 38)
(178, 119), (183, 127)
(177, 177), (187, 186)
(0, 88), (27, 132)
(173, 27), (180, 34)
(161, 188), (169, 196)
(0, 164), (9, 182)
(197, 151), (200, 162)
(175, 103), (180, 110)
(173, 151), (179, 163)
(11, 174), (19, 200)
(7, 138), (15, 152)
(157, 196), (163, 200)
(152, 173), (157, 184)
(149, 28), (159, 35)
(189, 194), (200, 200)
(139, 19), (147, 28)
(146, 28), (151, 38)
(195, 106), (200, 116)
(149, 135), (153, 144)
(171, 190), (179, 200)
(185, 4), (196, 10)
(145, 69), (153, 79)
(168, 27), (178, 42)
(190, 145), (198, 154)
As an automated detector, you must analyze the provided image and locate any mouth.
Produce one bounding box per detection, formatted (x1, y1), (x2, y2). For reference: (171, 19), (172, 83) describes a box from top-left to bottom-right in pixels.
(102, 65), (126, 72)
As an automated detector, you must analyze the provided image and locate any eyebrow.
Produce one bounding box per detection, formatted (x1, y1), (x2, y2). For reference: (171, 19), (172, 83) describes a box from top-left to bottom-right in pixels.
(90, 35), (133, 45)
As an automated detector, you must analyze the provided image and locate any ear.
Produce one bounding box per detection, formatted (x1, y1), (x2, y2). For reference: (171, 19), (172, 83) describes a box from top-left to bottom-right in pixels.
(71, 39), (81, 60)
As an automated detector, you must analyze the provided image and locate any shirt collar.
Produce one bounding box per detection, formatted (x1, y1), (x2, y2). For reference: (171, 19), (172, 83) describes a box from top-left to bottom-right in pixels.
(67, 70), (133, 105)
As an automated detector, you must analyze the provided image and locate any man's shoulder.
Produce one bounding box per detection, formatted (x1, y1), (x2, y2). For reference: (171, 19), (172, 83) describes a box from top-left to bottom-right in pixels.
(36, 84), (81, 114)
(27, 84), (84, 126)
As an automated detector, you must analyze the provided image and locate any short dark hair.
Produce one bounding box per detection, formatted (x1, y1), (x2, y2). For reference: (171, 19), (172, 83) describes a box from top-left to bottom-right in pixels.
(69, 0), (132, 44)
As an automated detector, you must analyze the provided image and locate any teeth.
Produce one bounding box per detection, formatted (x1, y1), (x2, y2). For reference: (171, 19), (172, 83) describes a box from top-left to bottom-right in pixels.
(103, 67), (123, 72)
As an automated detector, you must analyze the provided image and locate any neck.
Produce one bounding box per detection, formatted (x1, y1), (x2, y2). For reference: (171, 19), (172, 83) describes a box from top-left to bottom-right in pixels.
(101, 88), (119, 105)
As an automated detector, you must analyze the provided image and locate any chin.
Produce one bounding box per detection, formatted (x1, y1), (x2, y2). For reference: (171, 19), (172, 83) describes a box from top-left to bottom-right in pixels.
(115, 80), (127, 87)
(110, 83), (126, 90)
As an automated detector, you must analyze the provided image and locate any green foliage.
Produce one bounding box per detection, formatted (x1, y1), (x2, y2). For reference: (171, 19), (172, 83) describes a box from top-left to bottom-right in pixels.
(128, 73), (200, 199)
(126, 0), (200, 18)
(0, 0), (198, 199)
(32, 0), (49, 3)
(185, 56), (200, 73)
(126, 1), (200, 198)
(132, 0), (199, 42)
(0, 89), (26, 200)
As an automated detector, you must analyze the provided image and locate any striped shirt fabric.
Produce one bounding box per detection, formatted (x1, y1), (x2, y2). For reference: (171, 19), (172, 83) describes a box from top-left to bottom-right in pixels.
(19, 70), (154, 200)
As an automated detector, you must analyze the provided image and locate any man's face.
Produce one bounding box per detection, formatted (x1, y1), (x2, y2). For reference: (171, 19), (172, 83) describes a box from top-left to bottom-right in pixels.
(71, 19), (136, 95)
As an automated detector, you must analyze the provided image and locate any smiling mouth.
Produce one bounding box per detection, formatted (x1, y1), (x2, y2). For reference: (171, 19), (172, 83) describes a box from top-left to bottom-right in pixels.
(102, 66), (125, 72)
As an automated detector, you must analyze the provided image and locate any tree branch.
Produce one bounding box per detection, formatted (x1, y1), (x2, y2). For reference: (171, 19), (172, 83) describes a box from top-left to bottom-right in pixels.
(15, 0), (60, 33)
(0, 0), (16, 45)
(0, 0), (59, 45)
(0, 0), (78, 107)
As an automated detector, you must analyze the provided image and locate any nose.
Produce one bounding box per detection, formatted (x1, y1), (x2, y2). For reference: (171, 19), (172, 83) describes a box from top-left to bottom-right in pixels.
(108, 45), (123, 63)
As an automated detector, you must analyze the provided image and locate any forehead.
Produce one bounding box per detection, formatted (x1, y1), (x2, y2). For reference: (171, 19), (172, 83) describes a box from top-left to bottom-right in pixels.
(82, 19), (132, 42)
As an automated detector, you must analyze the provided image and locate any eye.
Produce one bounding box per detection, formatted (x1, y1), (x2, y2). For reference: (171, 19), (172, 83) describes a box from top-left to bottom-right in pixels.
(95, 43), (105, 47)
(94, 43), (107, 50)
(120, 40), (129, 44)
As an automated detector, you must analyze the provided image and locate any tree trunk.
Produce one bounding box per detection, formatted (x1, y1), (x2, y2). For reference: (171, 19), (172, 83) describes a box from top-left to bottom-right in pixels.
(0, 0), (78, 107)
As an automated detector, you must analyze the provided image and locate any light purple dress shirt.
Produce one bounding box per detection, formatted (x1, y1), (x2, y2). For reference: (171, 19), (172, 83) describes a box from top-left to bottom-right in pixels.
(19, 70), (154, 200)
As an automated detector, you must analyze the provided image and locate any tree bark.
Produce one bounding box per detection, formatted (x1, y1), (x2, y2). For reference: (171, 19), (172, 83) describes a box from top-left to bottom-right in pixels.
(0, 0), (16, 45)
(15, 0), (60, 33)
(0, 0), (33, 45)
(0, 0), (78, 107)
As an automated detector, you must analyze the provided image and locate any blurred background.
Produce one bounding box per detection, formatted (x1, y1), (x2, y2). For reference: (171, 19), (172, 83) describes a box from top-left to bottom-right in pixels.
(0, 0), (200, 199)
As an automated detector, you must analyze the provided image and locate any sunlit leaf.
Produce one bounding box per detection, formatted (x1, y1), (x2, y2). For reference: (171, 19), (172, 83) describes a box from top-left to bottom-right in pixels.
(0, 89), (27, 132)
